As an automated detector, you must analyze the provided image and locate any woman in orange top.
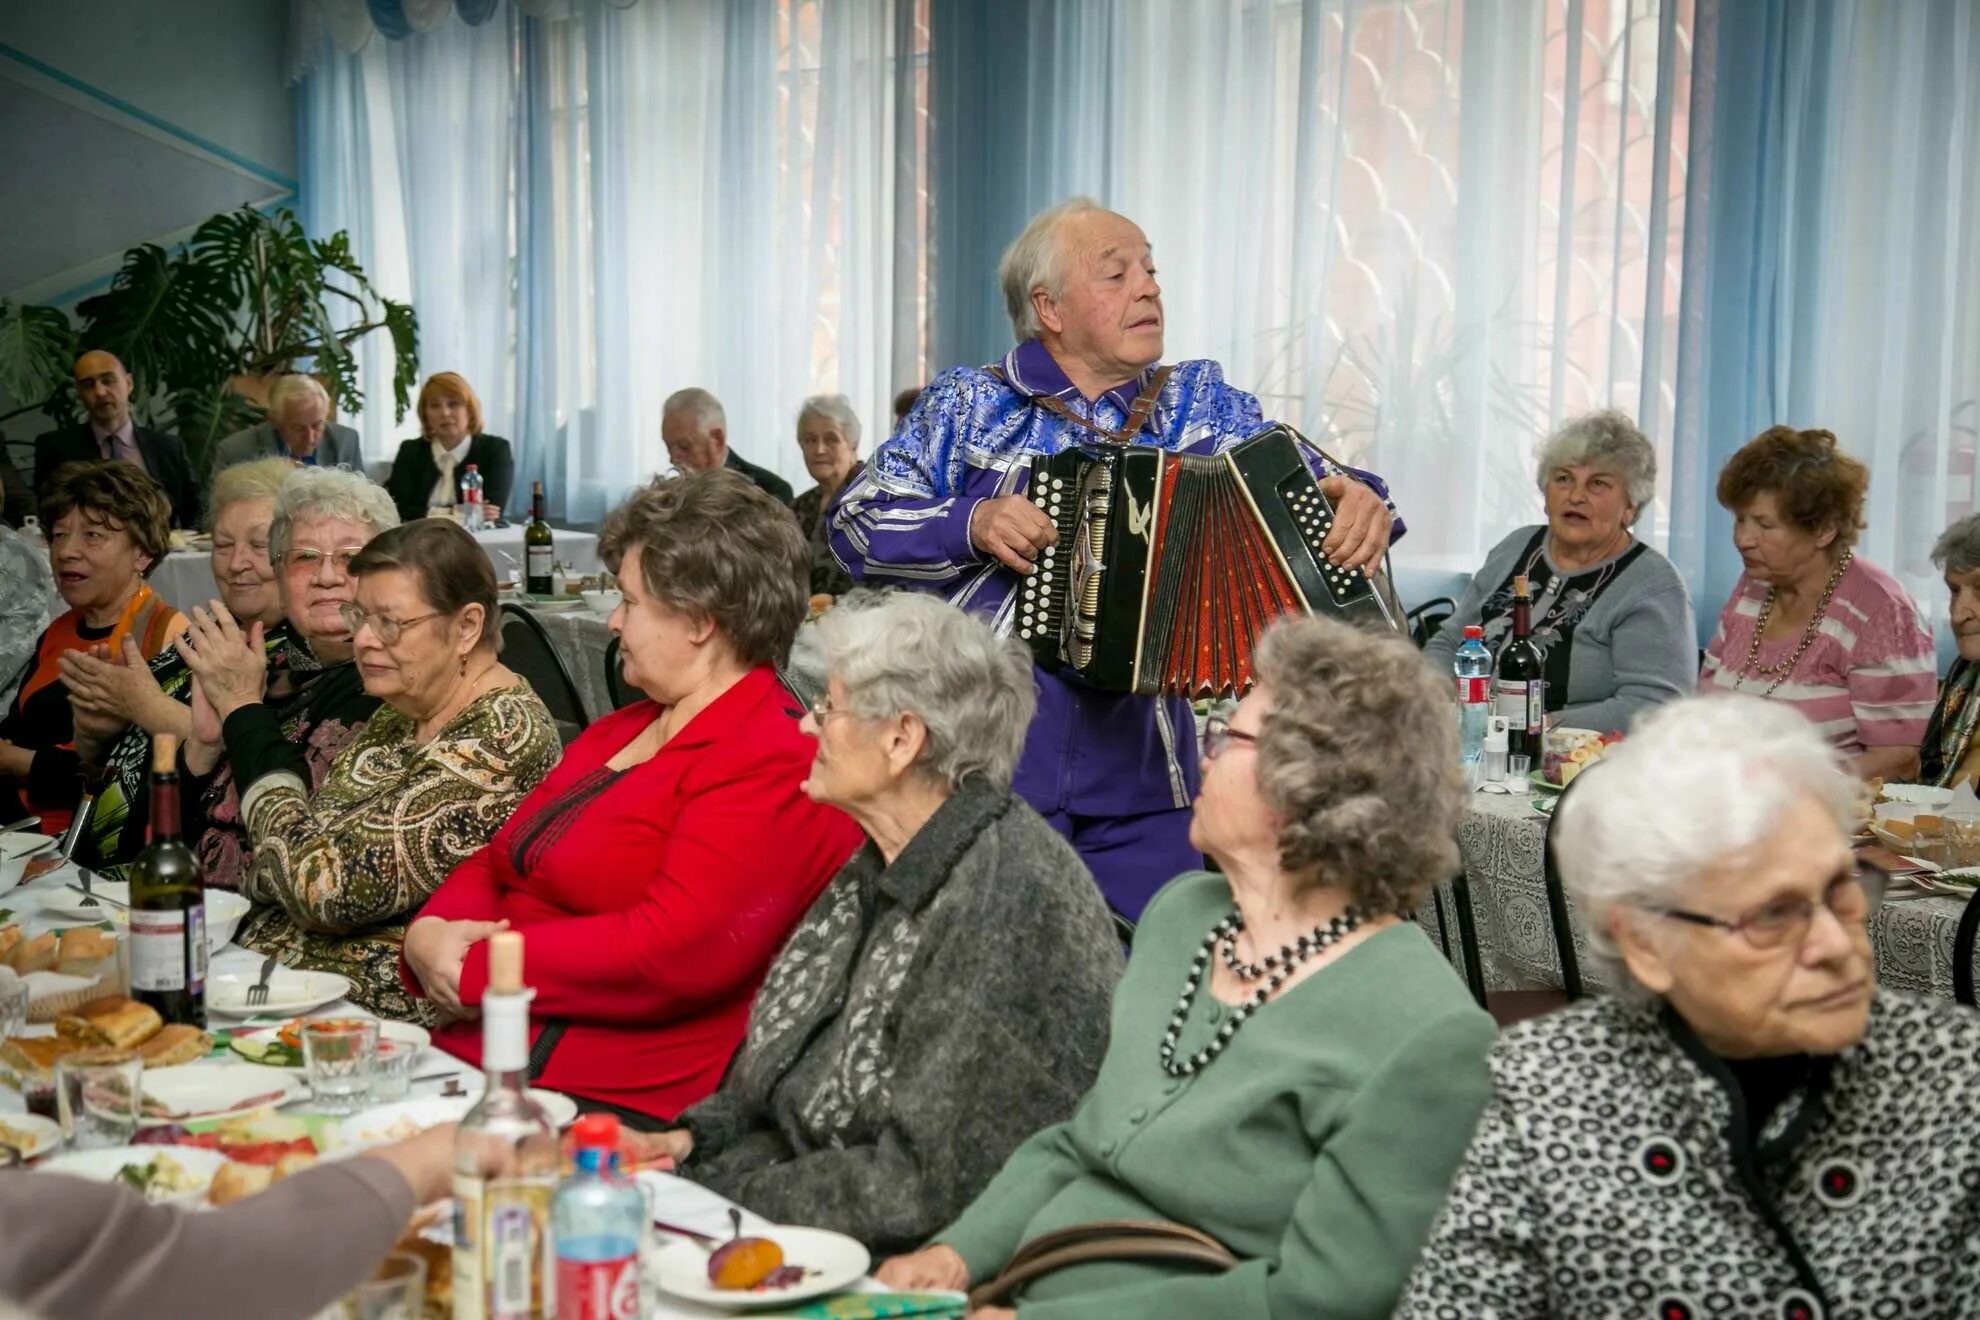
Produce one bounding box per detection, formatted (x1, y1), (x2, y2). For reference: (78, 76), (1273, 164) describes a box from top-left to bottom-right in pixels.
(0, 461), (185, 836)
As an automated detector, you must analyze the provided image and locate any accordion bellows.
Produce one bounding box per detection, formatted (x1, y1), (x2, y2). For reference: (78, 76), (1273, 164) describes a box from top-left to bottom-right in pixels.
(1013, 426), (1397, 697)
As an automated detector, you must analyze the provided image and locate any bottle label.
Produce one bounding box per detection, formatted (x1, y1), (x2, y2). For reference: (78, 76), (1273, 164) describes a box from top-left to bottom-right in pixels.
(1456, 675), (1489, 704)
(1492, 682), (1528, 726)
(1526, 681), (1548, 736)
(527, 546), (553, 577)
(557, 1254), (640, 1320)
(454, 1174), (554, 1320)
(129, 908), (204, 993)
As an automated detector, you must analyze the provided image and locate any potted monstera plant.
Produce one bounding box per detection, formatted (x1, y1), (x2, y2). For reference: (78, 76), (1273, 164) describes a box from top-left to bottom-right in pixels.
(0, 207), (419, 473)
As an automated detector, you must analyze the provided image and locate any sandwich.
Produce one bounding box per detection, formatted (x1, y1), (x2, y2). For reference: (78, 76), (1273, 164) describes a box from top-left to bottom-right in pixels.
(0, 926), (21, 967)
(57, 997), (164, 1050)
(206, 1149), (318, 1206)
(0, 1034), (91, 1085)
(136, 1023), (212, 1069)
(56, 929), (117, 977)
(6, 932), (56, 975)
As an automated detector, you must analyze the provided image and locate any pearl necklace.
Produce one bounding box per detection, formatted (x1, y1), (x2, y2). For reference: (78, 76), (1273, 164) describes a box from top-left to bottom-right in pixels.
(1733, 551), (1853, 698)
(1160, 907), (1363, 1078)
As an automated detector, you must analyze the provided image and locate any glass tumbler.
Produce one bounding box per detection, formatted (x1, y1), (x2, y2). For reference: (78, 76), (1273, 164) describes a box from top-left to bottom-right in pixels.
(57, 1048), (142, 1149)
(302, 1018), (380, 1115)
(334, 1252), (427, 1320)
(368, 1037), (417, 1104)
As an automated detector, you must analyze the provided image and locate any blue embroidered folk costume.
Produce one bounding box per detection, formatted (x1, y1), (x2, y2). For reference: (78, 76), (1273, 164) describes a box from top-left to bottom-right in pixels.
(828, 339), (1402, 920)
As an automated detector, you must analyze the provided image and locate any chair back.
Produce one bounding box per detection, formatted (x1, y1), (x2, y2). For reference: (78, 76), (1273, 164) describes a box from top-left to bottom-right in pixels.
(498, 603), (590, 743)
(1406, 597), (1457, 650)
(602, 634), (642, 709)
(1955, 885), (1980, 1006)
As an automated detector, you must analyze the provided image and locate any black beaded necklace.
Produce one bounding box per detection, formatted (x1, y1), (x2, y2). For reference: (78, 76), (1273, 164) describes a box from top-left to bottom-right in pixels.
(1218, 910), (1359, 980)
(1160, 907), (1365, 1078)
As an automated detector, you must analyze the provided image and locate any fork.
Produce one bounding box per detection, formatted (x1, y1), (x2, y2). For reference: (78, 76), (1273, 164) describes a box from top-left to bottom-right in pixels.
(246, 954), (279, 1008)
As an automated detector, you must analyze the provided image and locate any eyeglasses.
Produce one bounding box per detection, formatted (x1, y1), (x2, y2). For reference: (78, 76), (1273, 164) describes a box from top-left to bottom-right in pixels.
(338, 603), (444, 645)
(1644, 863), (1888, 951)
(808, 695), (857, 725)
(1202, 716), (1260, 761)
(287, 547), (365, 575)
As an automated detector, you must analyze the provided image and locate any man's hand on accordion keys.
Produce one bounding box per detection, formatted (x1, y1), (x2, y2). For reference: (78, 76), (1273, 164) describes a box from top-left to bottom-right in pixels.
(1317, 475), (1392, 575)
(971, 494), (1061, 573)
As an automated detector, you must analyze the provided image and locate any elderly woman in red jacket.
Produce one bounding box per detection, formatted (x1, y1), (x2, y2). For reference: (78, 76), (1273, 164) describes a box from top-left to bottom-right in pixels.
(403, 470), (862, 1125)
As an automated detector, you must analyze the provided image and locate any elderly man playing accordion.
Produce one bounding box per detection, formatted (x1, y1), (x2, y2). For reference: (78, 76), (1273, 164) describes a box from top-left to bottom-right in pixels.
(829, 198), (1403, 924)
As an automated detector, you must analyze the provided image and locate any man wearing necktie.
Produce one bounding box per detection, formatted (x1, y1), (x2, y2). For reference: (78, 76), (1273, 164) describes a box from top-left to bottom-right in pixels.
(32, 351), (200, 528)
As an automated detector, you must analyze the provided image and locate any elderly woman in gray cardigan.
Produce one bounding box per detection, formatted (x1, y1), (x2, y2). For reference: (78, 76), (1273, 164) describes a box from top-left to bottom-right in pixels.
(625, 591), (1123, 1254)
(1423, 410), (1696, 734)
(1398, 694), (1980, 1317)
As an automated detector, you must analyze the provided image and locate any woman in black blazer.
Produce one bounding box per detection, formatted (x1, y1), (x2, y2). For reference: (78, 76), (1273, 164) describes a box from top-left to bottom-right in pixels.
(385, 371), (514, 523)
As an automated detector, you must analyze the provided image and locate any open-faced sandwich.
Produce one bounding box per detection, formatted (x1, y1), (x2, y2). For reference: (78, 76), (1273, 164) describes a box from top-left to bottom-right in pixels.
(4, 996), (212, 1088)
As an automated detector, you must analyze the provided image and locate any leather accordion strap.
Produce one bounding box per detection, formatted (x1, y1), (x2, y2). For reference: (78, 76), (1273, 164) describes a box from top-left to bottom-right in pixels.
(1005, 365), (1176, 445)
(965, 1219), (1239, 1309)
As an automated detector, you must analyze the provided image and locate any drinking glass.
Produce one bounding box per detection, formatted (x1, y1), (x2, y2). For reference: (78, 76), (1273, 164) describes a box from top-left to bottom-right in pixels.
(302, 1018), (379, 1115)
(368, 1037), (417, 1104)
(0, 975), (26, 1040)
(57, 1048), (141, 1149)
(334, 1252), (426, 1320)
(1948, 815), (1980, 869)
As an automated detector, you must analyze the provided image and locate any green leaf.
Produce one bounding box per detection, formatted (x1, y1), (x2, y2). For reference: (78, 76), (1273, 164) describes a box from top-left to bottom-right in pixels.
(0, 299), (77, 409)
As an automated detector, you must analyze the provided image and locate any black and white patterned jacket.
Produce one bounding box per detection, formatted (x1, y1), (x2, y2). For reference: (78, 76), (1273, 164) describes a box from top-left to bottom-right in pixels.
(1397, 989), (1980, 1319)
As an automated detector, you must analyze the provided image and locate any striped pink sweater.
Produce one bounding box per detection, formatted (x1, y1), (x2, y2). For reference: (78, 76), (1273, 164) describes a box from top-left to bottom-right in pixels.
(1699, 558), (1936, 755)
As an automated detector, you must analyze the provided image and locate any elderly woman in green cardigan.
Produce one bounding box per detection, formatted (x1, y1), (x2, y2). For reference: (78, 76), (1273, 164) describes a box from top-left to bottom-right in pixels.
(877, 614), (1496, 1319)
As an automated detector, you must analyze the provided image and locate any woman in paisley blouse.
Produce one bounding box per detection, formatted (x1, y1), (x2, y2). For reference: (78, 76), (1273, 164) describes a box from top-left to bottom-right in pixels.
(57, 459), (294, 869)
(404, 470), (862, 1122)
(623, 591), (1122, 1252)
(177, 466), (399, 886)
(1398, 694), (1980, 1317)
(180, 516), (559, 1021)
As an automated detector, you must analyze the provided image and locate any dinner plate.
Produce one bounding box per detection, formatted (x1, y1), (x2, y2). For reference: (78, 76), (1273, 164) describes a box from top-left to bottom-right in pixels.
(228, 1019), (432, 1074)
(37, 1145), (228, 1203)
(1910, 867), (1980, 897)
(336, 1088), (580, 1148)
(0, 1112), (62, 1160)
(40, 885), (251, 950)
(207, 969), (353, 1016)
(650, 1225), (870, 1310)
(1526, 769), (1566, 794)
(521, 595), (585, 613)
(140, 1064), (308, 1126)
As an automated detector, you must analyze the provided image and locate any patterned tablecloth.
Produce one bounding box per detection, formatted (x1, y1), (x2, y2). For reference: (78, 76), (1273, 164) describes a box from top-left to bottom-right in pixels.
(1427, 789), (1972, 998)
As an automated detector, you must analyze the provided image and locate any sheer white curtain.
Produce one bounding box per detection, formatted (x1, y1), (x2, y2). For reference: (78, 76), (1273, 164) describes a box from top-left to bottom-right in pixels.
(974, 0), (1694, 575)
(297, 0), (928, 522)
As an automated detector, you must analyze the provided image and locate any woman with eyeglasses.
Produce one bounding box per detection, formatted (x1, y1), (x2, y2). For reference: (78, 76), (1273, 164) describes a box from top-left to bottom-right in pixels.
(1394, 693), (1980, 1317)
(403, 470), (861, 1125)
(179, 516), (558, 1022)
(877, 615), (1494, 1320)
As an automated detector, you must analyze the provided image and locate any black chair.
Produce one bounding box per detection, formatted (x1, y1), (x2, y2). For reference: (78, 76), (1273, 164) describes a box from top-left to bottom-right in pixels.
(602, 635), (641, 709)
(498, 602), (590, 744)
(1955, 885), (1980, 1006)
(1406, 596), (1457, 650)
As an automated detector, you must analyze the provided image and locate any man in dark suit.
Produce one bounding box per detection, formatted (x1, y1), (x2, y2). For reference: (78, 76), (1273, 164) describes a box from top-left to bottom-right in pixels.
(1, 449), (32, 527)
(660, 386), (795, 507)
(33, 350), (200, 528)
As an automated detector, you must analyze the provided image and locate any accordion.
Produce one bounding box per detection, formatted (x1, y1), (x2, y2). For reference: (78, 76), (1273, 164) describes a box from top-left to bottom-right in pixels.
(1012, 426), (1399, 697)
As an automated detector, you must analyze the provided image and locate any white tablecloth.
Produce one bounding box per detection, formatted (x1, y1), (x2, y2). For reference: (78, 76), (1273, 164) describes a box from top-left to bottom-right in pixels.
(151, 526), (601, 613)
(529, 606), (618, 722)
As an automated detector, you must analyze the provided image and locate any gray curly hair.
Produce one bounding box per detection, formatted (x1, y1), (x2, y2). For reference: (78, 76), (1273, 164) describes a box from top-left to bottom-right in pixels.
(268, 466), (401, 563)
(795, 394), (861, 451)
(1932, 513), (1980, 576)
(998, 196), (1107, 342)
(1551, 694), (1858, 994)
(810, 590), (1037, 790)
(1250, 615), (1464, 914)
(1534, 408), (1658, 513)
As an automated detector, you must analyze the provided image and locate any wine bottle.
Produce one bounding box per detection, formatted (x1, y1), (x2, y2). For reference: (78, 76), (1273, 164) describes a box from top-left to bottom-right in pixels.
(126, 734), (206, 1027)
(454, 932), (557, 1320)
(525, 481), (554, 596)
(1493, 575), (1548, 774)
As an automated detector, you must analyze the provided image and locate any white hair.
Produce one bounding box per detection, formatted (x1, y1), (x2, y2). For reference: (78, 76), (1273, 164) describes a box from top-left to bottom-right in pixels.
(663, 386), (726, 434)
(998, 196), (1106, 342)
(810, 590), (1037, 790)
(268, 465), (400, 562)
(268, 373), (331, 421)
(795, 394), (862, 452)
(1552, 694), (1859, 993)
(1534, 409), (1658, 512)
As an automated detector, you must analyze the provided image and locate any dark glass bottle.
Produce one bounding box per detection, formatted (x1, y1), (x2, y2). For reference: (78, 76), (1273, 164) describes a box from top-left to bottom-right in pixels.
(1493, 575), (1547, 772)
(525, 480), (555, 596)
(127, 734), (206, 1027)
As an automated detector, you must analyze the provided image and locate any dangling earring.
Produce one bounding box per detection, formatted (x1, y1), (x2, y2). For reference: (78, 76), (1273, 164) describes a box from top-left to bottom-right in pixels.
(459, 653), (468, 677)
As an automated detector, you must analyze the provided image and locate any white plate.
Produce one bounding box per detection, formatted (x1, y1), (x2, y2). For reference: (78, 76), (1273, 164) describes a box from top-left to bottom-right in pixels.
(521, 595), (585, 613)
(1, 833), (57, 896)
(39, 886), (250, 952)
(140, 1064), (307, 1126)
(228, 1019), (431, 1074)
(207, 969), (353, 1016)
(336, 1088), (580, 1148)
(1879, 783), (1958, 807)
(0, 1112), (62, 1160)
(36, 1145), (229, 1203)
(650, 1226), (870, 1310)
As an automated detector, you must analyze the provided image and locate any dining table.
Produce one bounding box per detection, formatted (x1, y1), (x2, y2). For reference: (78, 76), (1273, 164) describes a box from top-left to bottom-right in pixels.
(0, 859), (930, 1318)
(1428, 787), (1975, 999)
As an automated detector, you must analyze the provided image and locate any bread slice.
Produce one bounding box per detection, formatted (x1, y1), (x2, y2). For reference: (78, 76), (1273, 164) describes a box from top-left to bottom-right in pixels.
(206, 1160), (274, 1206)
(7, 932), (56, 974)
(56, 929), (117, 977)
(0, 1034), (90, 1084)
(0, 926), (21, 966)
(137, 1023), (212, 1069)
(57, 997), (163, 1050)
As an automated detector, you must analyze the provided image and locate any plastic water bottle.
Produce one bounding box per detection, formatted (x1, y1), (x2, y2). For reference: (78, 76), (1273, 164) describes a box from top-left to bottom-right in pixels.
(1455, 624), (1492, 778)
(461, 463), (486, 532)
(554, 1113), (648, 1320)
